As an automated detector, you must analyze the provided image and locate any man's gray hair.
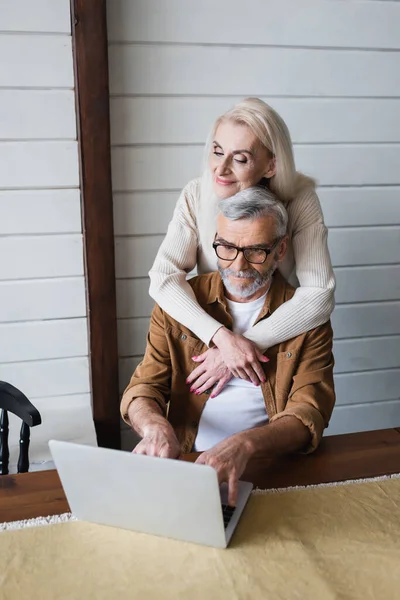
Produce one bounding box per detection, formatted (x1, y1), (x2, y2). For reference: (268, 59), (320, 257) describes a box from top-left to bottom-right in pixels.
(218, 186), (288, 238)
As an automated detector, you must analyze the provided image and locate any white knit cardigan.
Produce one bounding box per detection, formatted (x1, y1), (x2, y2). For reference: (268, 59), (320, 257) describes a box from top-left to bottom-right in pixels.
(149, 178), (335, 350)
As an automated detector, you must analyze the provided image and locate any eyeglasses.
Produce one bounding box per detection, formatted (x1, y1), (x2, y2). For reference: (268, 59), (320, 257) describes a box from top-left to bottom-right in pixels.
(213, 238), (281, 264)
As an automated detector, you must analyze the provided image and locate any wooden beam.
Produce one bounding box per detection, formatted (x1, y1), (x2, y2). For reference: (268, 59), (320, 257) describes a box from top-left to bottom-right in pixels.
(71, 0), (120, 449)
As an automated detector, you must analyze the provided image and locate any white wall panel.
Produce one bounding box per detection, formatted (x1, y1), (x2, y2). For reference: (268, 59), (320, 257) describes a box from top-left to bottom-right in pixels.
(110, 98), (400, 145)
(0, 277), (86, 322)
(0, 35), (74, 88)
(335, 266), (400, 303)
(0, 0), (71, 33)
(117, 317), (150, 357)
(107, 0), (400, 49)
(0, 189), (81, 234)
(333, 336), (400, 373)
(334, 370), (400, 406)
(0, 0), (93, 465)
(116, 278), (154, 318)
(319, 187), (400, 227)
(109, 45), (400, 97)
(115, 236), (162, 278)
(0, 90), (76, 140)
(0, 235), (84, 280)
(327, 400), (400, 436)
(332, 302), (400, 339)
(0, 318), (88, 363)
(0, 357), (90, 399)
(113, 192), (177, 236)
(0, 141), (79, 189)
(111, 145), (400, 192)
(329, 227), (400, 267)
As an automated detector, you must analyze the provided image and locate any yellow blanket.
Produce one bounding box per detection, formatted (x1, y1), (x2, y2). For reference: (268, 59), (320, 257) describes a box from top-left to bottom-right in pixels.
(1, 477), (400, 600)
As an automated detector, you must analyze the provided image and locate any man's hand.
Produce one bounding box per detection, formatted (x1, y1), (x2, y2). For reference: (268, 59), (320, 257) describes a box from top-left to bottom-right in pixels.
(195, 434), (253, 505)
(133, 424), (181, 459)
(187, 347), (232, 396)
(211, 327), (269, 385)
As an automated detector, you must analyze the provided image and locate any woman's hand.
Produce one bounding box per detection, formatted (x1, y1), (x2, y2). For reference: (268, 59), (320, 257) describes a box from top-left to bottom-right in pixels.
(186, 347), (232, 397)
(211, 327), (269, 384)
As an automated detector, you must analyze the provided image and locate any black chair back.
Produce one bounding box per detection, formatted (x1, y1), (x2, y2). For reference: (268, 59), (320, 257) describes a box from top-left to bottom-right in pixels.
(0, 381), (42, 475)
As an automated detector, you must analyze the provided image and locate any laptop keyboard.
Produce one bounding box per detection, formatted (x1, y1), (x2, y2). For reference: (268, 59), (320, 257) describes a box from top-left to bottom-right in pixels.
(221, 504), (236, 529)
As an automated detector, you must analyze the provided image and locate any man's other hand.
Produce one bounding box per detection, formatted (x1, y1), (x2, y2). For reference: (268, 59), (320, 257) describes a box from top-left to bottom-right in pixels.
(133, 424), (181, 459)
(195, 434), (253, 505)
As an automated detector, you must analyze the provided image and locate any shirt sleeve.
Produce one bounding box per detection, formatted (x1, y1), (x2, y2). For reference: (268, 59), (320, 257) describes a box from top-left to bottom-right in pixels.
(148, 179), (223, 346)
(269, 320), (335, 453)
(244, 188), (336, 350)
(120, 303), (171, 423)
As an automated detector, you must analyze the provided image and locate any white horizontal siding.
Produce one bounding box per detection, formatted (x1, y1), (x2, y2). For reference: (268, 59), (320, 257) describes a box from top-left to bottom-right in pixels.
(0, 90), (76, 140)
(0, 0), (96, 468)
(109, 45), (400, 97)
(334, 336), (400, 373)
(327, 400), (400, 436)
(107, 0), (400, 49)
(111, 98), (400, 145)
(0, 235), (84, 280)
(111, 145), (400, 191)
(0, 318), (88, 363)
(334, 370), (400, 406)
(0, 357), (90, 399)
(0, 278), (86, 322)
(319, 187), (400, 228)
(0, 0), (71, 33)
(332, 302), (400, 339)
(116, 278), (154, 319)
(335, 266), (400, 303)
(0, 141), (79, 189)
(0, 35), (74, 88)
(0, 189), (81, 234)
(109, 0), (400, 436)
(117, 317), (150, 357)
(328, 227), (400, 267)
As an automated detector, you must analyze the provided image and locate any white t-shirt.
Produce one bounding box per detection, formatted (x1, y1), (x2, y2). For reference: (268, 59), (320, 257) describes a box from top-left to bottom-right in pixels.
(194, 292), (269, 452)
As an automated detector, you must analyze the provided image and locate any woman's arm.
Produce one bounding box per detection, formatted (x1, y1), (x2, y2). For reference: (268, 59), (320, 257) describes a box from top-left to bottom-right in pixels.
(244, 188), (336, 350)
(148, 179), (223, 346)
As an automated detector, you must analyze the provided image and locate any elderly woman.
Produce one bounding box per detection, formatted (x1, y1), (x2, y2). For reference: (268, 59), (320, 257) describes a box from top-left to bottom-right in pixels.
(149, 98), (335, 396)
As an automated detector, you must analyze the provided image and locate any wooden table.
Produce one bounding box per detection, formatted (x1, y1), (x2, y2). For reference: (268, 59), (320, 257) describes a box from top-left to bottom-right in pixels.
(1, 428), (400, 524)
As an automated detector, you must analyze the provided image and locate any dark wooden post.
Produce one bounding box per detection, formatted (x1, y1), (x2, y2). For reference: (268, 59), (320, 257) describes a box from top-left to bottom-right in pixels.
(71, 0), (120, 449)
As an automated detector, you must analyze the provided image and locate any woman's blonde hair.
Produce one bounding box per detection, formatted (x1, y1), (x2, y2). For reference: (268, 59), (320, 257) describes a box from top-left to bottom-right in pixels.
(203, 97), (315, 203)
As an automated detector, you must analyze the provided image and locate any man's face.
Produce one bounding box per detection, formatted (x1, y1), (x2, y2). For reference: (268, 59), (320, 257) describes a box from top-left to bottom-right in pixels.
(215, 213), (287, 302)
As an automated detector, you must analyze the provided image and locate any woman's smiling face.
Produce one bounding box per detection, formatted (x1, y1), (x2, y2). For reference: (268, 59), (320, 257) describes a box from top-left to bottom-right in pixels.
(209, 119), (276, 199)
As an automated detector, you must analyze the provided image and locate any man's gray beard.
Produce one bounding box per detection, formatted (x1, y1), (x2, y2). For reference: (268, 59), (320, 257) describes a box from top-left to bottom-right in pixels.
(218, 262), (277, 299)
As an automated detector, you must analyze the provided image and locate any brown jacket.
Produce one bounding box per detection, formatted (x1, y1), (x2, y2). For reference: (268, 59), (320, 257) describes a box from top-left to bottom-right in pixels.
(121, 271), (335, 454)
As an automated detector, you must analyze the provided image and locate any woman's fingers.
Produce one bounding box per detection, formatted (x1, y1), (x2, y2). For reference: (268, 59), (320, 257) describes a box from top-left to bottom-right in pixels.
(190, 373), (217, 393)
(193, 377), (218, 395)
(252, 359), (267, 383)
(186, 363), (207, 385)
(210, 374), (232, 398)
(237, 368), (251, 382)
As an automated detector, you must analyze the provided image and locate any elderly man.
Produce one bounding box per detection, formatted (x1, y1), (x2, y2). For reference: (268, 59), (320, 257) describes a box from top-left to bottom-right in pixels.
(121, 187), (335, 504)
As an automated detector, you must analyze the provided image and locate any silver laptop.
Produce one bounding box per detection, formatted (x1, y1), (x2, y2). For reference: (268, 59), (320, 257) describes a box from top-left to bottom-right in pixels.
(49, 440), (253, 548)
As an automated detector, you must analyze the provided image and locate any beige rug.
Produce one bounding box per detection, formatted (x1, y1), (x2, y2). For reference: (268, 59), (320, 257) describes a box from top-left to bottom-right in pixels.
(1, 475), (400, 600)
